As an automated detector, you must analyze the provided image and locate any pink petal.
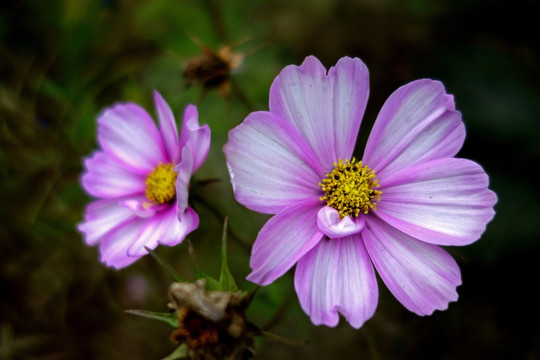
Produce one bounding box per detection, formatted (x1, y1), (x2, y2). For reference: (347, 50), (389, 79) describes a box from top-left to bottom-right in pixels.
(78, 199), (136, 246)
(179, 104), (210, 172)
(246, 199), (324, 285)
(295, 235), (378, 328)
(363, 80), (465, 179)
(363, 216), (462, 315)
(316, 206), (365, 239)
(154, 91), (180, 164)
(376, 158), (497, 246)
(224, 111), (324, 214)
(81, 151), (145, 198)
(270, 56), (369, 168)
(127, 205), (199, 257)
(98, 103), (166, 174)
(99, 218), (146, 269)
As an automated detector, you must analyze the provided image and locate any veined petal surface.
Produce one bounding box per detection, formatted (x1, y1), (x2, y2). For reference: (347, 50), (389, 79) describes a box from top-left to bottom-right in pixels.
(269, 56), (369, 169)
(376, 158), (497, 246)
(78, 199), (136, 246)
(81, 151), (145, 198)
(224, 111), (324, 214)
(295, 235), (378, 328)
(247, 199), (324, 285)
(97, 103), (166, 174)
(363, 216), (461, 315)
(99, 218), (145, 269)
(363, 80), (465, 179)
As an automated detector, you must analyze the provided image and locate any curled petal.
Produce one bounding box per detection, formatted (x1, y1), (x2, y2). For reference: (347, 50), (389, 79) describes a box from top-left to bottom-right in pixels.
(376, 158), (497, 246)
(363, 80), (465, 179)
(246, 199), (324, 285)
(154, 91), (180, 164)
(363, 216), (461, 315)
(270, 56), (369, 168)
(316, 206), (365, 239)
(174, 146), (193, 214)
(97, 103), (166, 174)
(179, 104), (211, 172)
(128, 206), (199, 257)
(295, 236), (378, 328)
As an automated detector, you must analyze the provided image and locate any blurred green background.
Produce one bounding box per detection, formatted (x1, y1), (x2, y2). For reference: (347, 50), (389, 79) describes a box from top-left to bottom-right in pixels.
(1, 0), (539, 359)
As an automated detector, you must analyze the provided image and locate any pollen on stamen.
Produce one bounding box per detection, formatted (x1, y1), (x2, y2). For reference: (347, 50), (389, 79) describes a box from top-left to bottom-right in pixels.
(318, 158), (382, 218)
(145, 163), (178, 204)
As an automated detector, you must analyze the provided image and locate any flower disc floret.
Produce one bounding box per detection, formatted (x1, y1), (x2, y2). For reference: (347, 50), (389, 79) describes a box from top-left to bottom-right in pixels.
(319, 158), (381, 218)
(145, 163), (178, 204)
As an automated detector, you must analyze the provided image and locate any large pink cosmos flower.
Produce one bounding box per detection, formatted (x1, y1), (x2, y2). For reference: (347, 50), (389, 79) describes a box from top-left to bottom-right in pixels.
(224, 56), (497, 328)
(78, 91), (210, 269)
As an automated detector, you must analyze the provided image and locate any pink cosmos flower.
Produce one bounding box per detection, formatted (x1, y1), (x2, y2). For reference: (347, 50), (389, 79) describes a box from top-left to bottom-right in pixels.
(78, 91), (210, 268)
(224, 56), (497, 328)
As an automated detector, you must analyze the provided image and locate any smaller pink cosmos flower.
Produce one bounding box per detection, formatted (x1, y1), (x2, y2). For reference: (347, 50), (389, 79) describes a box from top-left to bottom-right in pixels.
(78, 91), (210, 268)
(224, 56), (497, 328)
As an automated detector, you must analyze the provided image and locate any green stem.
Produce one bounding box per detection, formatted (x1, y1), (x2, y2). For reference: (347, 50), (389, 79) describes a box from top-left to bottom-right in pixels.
(191, 192), (251, 253)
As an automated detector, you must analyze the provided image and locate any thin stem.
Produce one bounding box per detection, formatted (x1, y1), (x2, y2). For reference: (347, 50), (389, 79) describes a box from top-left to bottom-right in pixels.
(203, 0), (228, 43)
(262, 285), (294, 331)
(260, 330), (309, 347)
(144, 246), (185, 282)
(191, 192), (251, 253)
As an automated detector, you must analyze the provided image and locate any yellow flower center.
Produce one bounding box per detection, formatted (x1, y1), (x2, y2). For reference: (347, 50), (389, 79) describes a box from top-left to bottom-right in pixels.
(319, 158), (382, 218)
(145, 163), (178, 204)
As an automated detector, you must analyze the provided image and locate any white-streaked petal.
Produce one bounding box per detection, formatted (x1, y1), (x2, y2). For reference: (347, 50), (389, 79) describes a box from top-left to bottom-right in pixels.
(363, 216), (461, 315)
(246, 199), (324, 285)
(316, 206), (365, 239)
(78, 199), (136, 246)
(81, 151), (146, 198)
(376, 158), (497, 246)
(97, 103), (166, 174)
(363, 79), (465, 179)
(224, 111), (324, 214)
(295, 235), (378, 328)
(154, 91), (180, 164)
(269, 56), (369, 168)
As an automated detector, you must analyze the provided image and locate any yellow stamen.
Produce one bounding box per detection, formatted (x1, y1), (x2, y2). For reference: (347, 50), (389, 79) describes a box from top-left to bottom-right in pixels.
(319, 158), (382, 218)
(145, 163), (178, 204)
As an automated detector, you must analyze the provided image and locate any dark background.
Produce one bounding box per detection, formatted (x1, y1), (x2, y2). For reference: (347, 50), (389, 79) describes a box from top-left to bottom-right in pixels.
(1, 0), (539, 359)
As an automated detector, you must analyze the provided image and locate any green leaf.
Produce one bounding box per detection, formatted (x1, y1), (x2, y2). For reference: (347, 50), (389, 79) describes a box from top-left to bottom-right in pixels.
(124, 309), (179, 328)
(218, 217), (238, 292)
(161, 344), (188, 360)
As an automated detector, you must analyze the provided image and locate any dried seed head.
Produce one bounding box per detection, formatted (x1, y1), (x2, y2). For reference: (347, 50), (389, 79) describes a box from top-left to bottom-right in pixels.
(168, 279), (256, 360)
